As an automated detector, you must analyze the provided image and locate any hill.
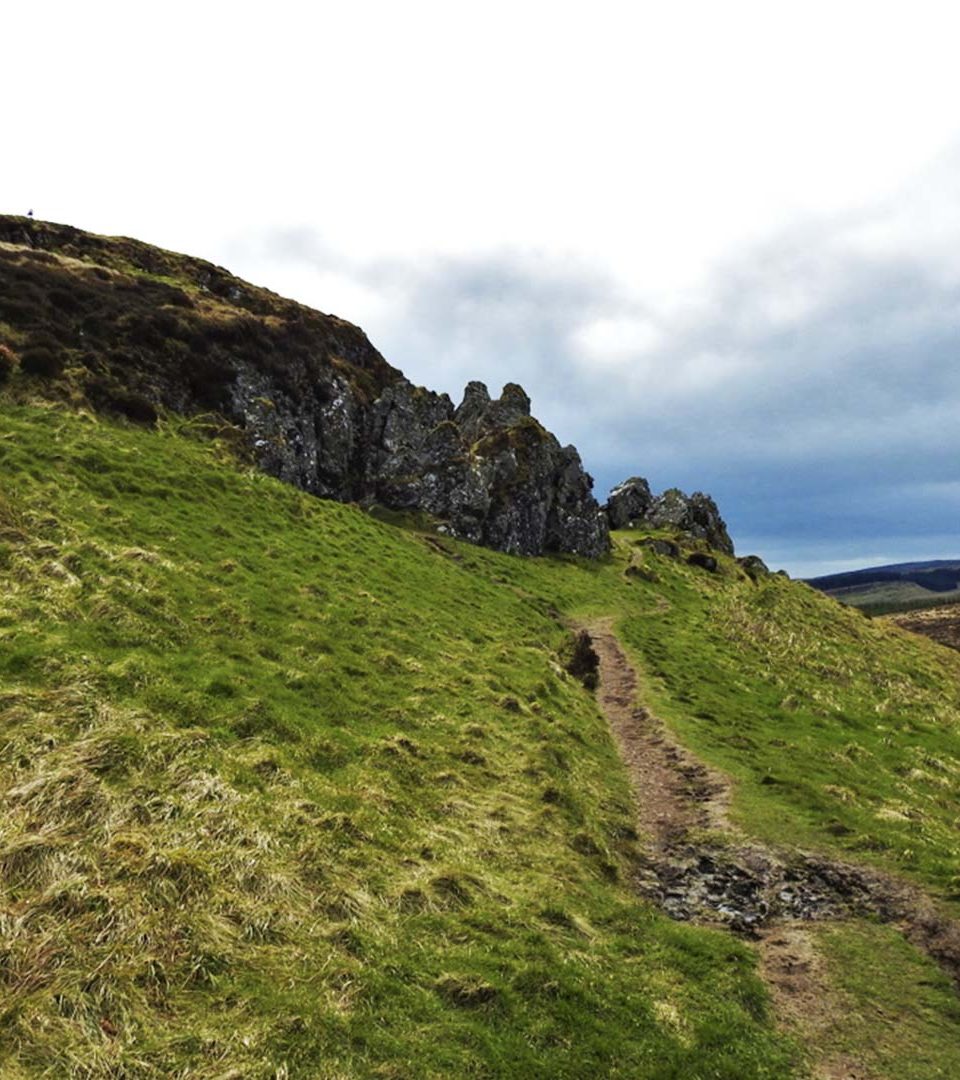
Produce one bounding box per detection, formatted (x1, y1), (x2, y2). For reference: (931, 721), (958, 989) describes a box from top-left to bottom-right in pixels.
(806, 560), (960, 615)
(0, 215), (606, 558)
(1, 222), (960, 1077)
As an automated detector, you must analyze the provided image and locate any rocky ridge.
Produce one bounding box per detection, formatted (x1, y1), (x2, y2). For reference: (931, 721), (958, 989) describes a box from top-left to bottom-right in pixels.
(0, 217), (607, 557)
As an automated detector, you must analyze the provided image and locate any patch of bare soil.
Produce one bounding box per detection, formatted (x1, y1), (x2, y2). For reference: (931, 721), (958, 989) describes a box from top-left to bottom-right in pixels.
(584, 618), (960, 1075)
(887, 605), (960, 652)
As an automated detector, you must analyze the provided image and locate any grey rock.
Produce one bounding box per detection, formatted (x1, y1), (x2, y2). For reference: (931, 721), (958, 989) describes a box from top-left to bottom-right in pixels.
(452, 380), (492, 440)
(646, 489), (734, 555)
(606, 477), (653, 529)
(364, 381), (609, 557)
(737, 555), (769, 580)
(605, 481), (734, 555)
(639, 538), (681, 558)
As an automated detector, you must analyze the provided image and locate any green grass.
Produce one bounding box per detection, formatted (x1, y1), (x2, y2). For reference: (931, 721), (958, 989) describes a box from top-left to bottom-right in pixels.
(811, 920), (960, 1078)
(1, 399), (959, 1076)
(0, 402), (799, 1078)
(608, 552), (960, 902)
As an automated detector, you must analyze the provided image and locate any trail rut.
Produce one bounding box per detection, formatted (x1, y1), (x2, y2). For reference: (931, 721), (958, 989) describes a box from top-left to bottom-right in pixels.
(585, 618), (960, 1077)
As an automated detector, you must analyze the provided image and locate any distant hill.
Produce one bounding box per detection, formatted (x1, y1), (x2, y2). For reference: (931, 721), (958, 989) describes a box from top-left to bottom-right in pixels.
(806, 560), (960, 614)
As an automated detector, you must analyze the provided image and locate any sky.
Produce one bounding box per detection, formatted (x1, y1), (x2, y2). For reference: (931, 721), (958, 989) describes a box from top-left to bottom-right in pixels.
(6, 0), (960, 576)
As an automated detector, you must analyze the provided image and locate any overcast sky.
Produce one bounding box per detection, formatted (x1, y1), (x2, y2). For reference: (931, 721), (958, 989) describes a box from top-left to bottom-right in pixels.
(7, 1), (960, 575)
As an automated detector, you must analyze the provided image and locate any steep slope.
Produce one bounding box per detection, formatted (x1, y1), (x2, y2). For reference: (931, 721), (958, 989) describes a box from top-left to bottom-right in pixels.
(2, 401), (960, 1077)
(0, 216), (606, 556)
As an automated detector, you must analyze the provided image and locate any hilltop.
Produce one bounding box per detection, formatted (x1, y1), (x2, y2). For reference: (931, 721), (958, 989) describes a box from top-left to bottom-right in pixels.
(1, 221), (960, 1078)
(0, 216), (610, 557)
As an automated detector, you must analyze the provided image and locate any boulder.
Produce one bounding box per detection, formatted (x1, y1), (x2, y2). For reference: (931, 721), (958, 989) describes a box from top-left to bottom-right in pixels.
(639, 538), (680, 558)
(644, 489), (734, 555)
(737, 555), (769, 581)
(606, 477), (653, 529)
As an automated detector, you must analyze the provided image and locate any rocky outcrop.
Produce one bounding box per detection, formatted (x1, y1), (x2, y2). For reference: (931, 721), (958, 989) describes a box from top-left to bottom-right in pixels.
(737, 555), (769, 580)
(0, 217), (608, 558)
(606, 481), (734, 555)
(367, 381), (609, 557)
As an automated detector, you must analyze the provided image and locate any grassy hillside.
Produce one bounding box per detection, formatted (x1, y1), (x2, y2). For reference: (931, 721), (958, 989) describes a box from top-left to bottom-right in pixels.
(613, 568), (960, 899)
(0, 217), (397, 435)
(1, 399), (960, 1077)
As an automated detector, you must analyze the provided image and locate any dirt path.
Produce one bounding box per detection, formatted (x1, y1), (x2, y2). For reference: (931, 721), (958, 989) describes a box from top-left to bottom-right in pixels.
(590, 617), (729, 849)
(584, 618), (960, 1079)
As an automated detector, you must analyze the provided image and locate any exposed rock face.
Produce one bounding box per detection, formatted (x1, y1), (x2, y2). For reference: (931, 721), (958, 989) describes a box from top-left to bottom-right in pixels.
(368, 381), (609, 557)
(606, 481), (734, 555)
(0, 217), (608, 558)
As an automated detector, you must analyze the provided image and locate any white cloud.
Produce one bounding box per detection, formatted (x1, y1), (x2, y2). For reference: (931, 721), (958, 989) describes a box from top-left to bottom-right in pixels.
(572, 317), (662, 369)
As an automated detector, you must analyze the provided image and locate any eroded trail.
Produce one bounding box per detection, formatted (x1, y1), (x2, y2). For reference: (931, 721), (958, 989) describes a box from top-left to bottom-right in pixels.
(585, 618), (960, 1076)
(589, 619), (881, 932)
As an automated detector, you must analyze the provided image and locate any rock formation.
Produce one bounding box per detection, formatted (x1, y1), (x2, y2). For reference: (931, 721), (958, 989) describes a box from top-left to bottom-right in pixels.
(606, 481), (734, 555)
(605, 477), (653, 529)
(0, 216), (608, 558)
(367, 380), (609, 556)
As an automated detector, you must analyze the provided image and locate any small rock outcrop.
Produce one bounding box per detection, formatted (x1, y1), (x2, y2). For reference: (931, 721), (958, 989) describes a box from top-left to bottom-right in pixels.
(605, 477), (653, 529)
(606, 481), (734, 555)
(737, 555), (769, 580)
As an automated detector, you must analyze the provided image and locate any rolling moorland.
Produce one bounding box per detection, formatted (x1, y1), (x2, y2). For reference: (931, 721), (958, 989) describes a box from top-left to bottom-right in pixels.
(1, 219), (960, 1078)
(807, 561), (960, 616)
(807, 561), (960, 655)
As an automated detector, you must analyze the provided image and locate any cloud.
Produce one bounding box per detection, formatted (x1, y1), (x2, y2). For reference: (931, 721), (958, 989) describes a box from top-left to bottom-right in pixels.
(232, 153), (960, 575)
